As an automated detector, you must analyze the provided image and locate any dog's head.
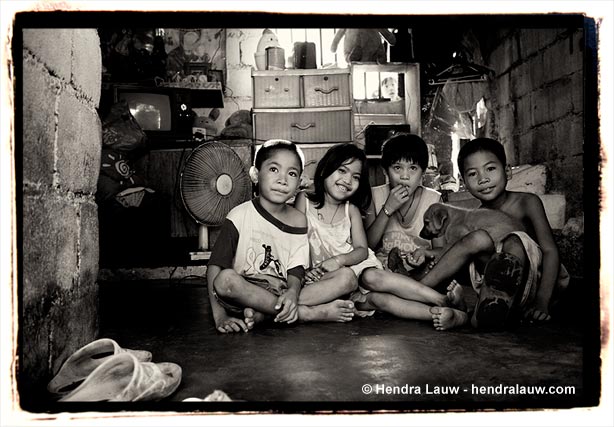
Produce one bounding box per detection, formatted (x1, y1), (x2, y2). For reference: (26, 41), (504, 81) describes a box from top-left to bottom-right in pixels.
(420, 203), (449, 240)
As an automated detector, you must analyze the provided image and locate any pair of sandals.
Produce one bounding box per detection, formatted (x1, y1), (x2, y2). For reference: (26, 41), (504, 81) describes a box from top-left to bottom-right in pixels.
(48, 338), (181, 402)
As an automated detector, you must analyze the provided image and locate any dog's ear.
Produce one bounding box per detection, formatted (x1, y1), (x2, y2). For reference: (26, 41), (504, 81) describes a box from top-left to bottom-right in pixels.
(432, 204), (448, 231)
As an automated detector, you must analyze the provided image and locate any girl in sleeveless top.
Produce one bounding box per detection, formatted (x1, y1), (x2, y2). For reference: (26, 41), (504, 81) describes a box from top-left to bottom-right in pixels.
(295, 143), (382, 321)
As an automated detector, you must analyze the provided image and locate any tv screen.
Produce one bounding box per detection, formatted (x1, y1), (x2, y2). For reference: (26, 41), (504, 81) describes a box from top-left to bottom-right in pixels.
(118, 92), (172, 131)
(111, 84), (197, 148)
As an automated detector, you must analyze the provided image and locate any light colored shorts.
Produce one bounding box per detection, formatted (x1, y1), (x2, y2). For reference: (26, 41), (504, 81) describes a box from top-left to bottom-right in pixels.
(349, 248), (383, 279)
(350, 251), (383, 317)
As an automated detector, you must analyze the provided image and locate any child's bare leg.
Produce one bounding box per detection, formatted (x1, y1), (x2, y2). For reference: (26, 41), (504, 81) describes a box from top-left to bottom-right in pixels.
(361, 268), (449, 306)
(298, 300), (355, 323)
(299, 267), (357, 306)
(213, 269), (281, 316)
(430, 307), (469, 331)
(421, 230), (495, 288)
(359, 292), (433, 321)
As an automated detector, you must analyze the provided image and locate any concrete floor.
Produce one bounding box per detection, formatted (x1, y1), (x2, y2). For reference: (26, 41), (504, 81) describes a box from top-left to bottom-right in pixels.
(96, 278), (599, 411)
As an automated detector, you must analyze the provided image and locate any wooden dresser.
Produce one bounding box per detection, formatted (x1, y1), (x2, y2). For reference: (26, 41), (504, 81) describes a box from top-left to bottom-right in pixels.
(251, 68), (353, 183)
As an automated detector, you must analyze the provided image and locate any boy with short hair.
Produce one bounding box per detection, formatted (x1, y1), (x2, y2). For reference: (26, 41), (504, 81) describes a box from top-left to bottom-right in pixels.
(207, 139), (310, 333)
(354, 133), (462, 320)
(427, 138), (569, 331)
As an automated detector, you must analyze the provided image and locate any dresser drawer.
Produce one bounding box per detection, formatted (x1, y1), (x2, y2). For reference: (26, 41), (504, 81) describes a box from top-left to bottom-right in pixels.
(254, 109), (352, 143)
(303, 74), (350, 107)
(253, 75), (301, 108)
(298, 143), (335, 188)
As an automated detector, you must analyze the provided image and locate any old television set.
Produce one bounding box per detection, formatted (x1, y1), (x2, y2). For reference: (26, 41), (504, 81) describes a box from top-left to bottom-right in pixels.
(113, 85), (195, 147)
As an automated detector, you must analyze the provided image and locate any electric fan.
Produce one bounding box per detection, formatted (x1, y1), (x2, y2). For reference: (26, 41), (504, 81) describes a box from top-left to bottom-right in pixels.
(180, 141), (252, 259)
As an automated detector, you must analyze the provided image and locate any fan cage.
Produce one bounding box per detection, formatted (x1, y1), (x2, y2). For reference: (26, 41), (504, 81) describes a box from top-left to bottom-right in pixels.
(180, 141), (251, 227)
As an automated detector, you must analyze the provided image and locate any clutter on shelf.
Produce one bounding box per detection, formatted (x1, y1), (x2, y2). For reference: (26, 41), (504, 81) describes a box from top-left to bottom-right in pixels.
(254, 28), (284, 71)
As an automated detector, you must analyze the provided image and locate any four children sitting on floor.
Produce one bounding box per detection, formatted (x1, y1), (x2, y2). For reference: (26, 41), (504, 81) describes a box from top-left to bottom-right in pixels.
(207, 135), (568, 333)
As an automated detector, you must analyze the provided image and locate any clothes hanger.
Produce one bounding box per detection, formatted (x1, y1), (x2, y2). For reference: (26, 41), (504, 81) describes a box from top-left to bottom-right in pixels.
(428, 51), (494, 85)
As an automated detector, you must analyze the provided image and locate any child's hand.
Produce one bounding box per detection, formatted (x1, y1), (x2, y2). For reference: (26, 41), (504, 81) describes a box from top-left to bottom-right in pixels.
(274, 290), (299, 324)
(305, 257), (341, 283)
(408, 248), (426, 267)
(305, 266), (325, 283)
(215, 314), (249, 334)
(319, 256), (342, 273)
(385, 184), (412, 213)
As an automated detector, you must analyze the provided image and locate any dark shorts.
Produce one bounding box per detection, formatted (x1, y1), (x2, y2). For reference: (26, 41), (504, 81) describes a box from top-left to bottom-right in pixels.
(212, 274), (288, 316)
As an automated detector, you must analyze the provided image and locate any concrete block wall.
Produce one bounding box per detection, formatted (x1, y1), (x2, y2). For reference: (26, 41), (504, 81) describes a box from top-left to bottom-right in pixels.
(21, 29), (101, 401)
(486, 28), (584, 219)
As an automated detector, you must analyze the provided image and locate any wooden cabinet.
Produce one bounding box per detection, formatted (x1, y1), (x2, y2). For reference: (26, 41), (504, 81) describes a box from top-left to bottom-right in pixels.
(252, 69), (353, 184)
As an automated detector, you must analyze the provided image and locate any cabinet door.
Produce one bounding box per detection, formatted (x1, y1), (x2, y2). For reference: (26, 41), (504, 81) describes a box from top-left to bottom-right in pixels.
(254, 110), (352, 143)
(253, 75), (301, 108)
(303, 74), (350, 107)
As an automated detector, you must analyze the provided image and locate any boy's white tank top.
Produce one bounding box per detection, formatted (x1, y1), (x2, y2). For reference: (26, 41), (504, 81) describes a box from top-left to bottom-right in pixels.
(371, 184), (441, 263)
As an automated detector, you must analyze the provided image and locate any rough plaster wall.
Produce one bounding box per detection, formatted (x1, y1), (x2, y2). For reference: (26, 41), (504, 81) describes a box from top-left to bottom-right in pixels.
(21, 28), (101, 398)
(486, 28), (584, 219)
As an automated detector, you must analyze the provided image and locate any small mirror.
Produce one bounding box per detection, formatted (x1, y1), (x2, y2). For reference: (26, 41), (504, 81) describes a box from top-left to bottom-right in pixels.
(353, 70), (405, 115)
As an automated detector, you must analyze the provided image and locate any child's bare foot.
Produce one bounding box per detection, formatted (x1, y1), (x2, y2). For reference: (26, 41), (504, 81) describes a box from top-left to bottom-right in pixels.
(430, 306), (469, 331)
(446, 281), (467, 311)
(354, 299), (375, 312)
(299, 300), (355, 323)
(243, 308), (265, 331)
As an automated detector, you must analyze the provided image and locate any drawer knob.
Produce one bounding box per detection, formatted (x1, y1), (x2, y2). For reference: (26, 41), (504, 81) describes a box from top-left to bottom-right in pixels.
(291, 122), (316, 130)
(314, 86), (339, 95)
(264, 85), (289, 93)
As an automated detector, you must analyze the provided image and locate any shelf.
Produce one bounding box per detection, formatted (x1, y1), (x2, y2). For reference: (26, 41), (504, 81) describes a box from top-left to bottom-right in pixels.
(152, 81), (224, 108)
(251, 68), (350, 77)
(252, 106), (352, 114)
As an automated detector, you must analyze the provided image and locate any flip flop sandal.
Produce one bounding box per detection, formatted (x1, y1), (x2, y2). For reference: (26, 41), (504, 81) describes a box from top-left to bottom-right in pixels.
(474, 252), (524, 330)
(48, 338), (152, 397)
(59, 352), (182, 402)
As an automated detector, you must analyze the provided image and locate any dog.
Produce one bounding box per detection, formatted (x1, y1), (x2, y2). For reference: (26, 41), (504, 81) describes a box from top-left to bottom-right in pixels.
(419, 202), (526, 249)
